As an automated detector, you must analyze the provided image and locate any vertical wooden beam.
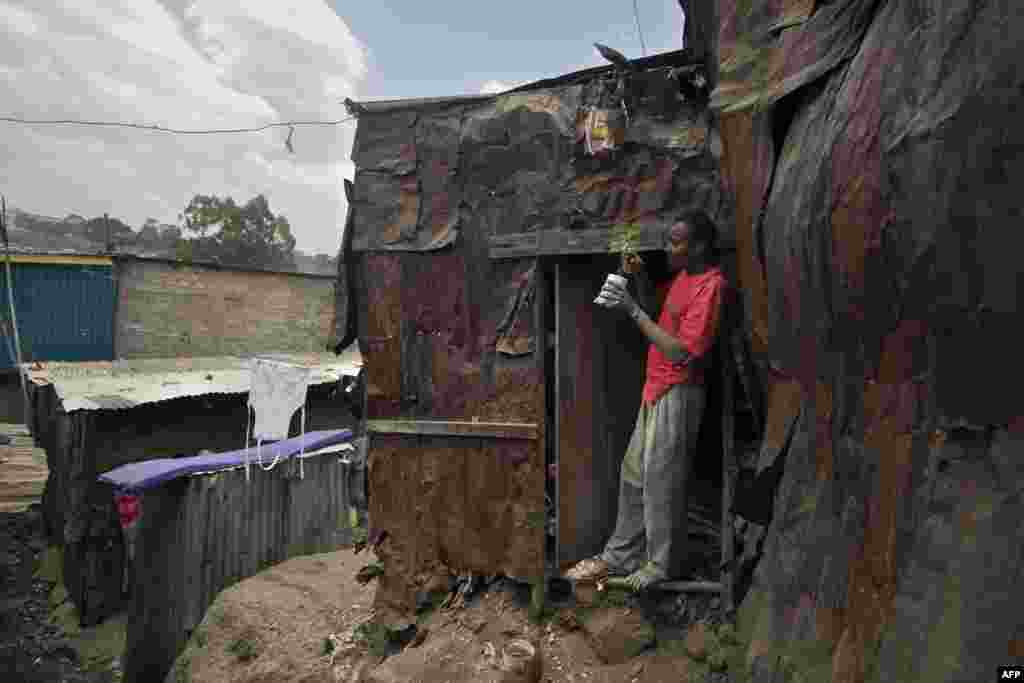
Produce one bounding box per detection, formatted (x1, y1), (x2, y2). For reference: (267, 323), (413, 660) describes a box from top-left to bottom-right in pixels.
(552, 261), (561, 569)
(720, 295), (738, 613)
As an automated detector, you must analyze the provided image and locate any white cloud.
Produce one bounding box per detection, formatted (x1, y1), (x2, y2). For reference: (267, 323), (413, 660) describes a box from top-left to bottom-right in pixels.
(0, 0), (367, 255)
(479, 79), (522, 95)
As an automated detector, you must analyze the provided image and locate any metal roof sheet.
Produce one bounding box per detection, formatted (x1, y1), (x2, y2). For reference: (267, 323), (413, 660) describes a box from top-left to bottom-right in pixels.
(344, 49), (701, 116)
(24, 347), (362, 413)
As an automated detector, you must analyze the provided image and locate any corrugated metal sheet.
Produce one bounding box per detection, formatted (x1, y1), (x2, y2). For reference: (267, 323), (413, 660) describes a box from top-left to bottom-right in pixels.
(24, 348), (363, 412)
(710, 0), (1024, 680)
(349, 60), (723, 256)
(122, 450), (359, 682)
(0, 263), (115, 369)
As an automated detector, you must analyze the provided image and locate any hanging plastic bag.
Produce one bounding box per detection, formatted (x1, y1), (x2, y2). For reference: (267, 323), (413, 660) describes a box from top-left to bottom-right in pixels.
(583, 105), (627, 156)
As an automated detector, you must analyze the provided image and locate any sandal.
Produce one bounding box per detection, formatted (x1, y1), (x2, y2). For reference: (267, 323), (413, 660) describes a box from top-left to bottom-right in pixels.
(565, 556), (611, 583)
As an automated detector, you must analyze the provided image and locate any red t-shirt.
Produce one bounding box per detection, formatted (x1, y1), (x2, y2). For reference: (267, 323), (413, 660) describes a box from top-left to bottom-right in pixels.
(641, 267), (725, 405)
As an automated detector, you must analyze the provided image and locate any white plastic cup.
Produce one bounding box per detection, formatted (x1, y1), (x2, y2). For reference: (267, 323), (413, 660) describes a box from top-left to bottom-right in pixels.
(605, 273), (627, 289)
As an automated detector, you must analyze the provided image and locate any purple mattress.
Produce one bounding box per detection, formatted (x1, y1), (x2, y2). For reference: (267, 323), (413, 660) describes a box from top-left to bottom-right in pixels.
(99, 429), (354, 493)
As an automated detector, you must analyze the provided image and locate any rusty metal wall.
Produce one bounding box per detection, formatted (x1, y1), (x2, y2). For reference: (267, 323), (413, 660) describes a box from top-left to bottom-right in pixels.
(27, 379), (355, 627)
(555, 256), (647, 567)
(347, 54), (735, 613)
(123, 452), (358, 683)
(355, 243), (547, 613)
(711, 0), (1024, 681)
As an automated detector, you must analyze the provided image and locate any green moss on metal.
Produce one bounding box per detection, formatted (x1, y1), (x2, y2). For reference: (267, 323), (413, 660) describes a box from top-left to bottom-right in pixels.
(728, 587), (841, 682)
(34, 545), (63, 583)
(74, 613), (128, 671)
(735, 0), (755, 23)
(796, 491), (818, 517)
(921, 572), (962, 681)
(776, 638), (835, 683)
(728, 585), (771, 680)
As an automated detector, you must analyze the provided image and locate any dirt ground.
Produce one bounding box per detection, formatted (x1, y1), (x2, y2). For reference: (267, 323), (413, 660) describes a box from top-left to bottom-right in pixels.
(172, 548), (738, 683)
(0, 506), (116, 683)
(1, 503), (737, 683)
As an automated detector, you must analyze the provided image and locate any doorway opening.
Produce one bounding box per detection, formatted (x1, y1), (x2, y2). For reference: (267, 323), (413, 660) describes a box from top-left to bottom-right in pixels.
(542, 251), (758, 584)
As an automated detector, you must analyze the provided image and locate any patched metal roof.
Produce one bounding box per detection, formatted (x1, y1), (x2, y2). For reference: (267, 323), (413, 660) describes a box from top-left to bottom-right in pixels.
(24, 347), (362, 413)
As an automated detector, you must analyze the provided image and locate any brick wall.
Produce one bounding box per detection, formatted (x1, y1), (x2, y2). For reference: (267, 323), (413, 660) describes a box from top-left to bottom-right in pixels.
(115, 259), (336, 358)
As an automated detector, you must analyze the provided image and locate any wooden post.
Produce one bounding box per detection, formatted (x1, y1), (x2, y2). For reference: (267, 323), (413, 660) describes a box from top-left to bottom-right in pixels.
(0, 197), (29, 428)
(720, 291), (738, 613)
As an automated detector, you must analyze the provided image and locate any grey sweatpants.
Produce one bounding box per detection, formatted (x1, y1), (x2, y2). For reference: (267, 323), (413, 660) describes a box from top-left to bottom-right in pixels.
(601, 383), (705, 579)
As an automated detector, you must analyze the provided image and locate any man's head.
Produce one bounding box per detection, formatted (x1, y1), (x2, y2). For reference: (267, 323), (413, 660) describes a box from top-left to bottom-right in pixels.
(665, 210), (719, 272)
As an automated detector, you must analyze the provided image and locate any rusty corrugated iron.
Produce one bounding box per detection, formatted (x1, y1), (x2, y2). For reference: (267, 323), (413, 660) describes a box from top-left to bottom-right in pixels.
(347, 50), (727, 615)
(123, 451), (359, 682)
(710, 0), (1024, 680)
(348, 54), (722, 256)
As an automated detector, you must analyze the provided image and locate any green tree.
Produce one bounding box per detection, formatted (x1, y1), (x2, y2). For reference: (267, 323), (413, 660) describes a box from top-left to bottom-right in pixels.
(177, 194), (296, 270)
(83, 215), (134, 249)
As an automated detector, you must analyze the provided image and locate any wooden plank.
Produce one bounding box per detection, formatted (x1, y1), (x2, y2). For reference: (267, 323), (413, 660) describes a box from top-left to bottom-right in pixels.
(553, 262), (562, 567)
(366, 419), (539, 440)
(491, 226), (664, 259)
(491, 227), (740, 259)
(605, 577), (722, 593)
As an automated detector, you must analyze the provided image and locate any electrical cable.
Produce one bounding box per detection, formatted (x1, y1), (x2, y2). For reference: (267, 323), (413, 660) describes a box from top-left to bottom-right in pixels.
(632, 0), (647, 57)
(0, 115), (356, 135)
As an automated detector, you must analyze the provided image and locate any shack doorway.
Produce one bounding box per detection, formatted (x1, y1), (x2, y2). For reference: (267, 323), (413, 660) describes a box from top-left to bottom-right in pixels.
(546, 254), (726, 578)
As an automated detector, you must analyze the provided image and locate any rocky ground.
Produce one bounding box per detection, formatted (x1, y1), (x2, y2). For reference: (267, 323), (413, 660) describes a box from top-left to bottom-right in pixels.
(0, 505), (117, 683)
(171, 552), (741, 683)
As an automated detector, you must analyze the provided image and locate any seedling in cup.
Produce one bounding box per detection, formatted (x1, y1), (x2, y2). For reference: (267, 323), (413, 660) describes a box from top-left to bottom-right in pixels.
(595, 222), (642, 306)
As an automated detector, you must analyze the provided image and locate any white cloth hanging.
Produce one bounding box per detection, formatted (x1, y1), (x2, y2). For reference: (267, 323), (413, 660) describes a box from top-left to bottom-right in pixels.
(245, 359), (312, 481)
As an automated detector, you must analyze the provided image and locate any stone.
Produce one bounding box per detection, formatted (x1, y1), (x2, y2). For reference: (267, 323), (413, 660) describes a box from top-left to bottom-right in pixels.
(685, 622), (709, 661)
(462, 615), (487, 633)
(409, 628), (428, 648)
(581, 608), (655, 665)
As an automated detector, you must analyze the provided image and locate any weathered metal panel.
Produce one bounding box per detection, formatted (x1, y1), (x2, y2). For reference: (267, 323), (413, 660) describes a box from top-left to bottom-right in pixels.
(24, 349), (361, 413)
(555, 257), (647, 566)
(0, 263), (115, 369)
(361, 253), (403, 418)
(350, 59), (725, 257)
(124, 452), (358, 683)
(355, 151), (547, 614)
(712, 0), (1024, 680)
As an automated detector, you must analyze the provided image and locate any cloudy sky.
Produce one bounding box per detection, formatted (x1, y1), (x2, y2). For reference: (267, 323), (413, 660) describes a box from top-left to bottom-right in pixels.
(0, 1), (684, 256)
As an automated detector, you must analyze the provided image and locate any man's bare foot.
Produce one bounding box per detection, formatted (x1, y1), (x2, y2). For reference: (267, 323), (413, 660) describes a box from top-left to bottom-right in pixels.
(624, 562), (666, 591)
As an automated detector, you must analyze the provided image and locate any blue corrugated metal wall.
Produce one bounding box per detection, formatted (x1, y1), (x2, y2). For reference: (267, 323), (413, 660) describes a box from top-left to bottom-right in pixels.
(0, 263), (115, 368)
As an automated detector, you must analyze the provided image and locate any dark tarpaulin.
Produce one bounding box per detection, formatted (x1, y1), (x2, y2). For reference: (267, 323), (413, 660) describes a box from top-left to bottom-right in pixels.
(711, 0), (1024, 680)
(348, 63), (728, 256)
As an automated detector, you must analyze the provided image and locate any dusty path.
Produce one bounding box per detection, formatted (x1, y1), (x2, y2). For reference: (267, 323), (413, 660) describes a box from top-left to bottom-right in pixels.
(170, 548), (378, 683)
(176, 549), (737, 683)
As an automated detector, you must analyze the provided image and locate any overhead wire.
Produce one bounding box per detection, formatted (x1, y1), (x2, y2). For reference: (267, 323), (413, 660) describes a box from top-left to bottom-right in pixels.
(0, 115), (356, 135)
(632, 0), (648, 57)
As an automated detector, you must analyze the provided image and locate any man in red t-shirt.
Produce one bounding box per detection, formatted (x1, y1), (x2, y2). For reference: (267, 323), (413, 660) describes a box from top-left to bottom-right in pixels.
(566, 210), (725, 590)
